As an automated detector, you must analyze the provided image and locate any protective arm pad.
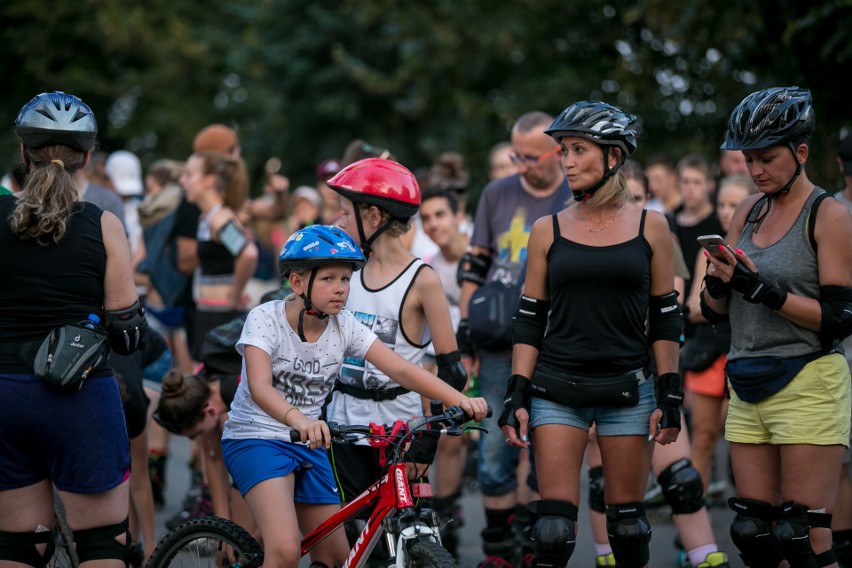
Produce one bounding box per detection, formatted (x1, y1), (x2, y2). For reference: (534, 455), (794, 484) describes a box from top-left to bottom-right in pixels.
(648, 291), (682, 343)
(656, 372), (683, 430)
(497, 374), (531, 431)
(818, 285), (852, 348)
(457, 252), (491, 286)
(104, 300), (148, 356)
(729, 262), (787, 310)
(512, 295), (550, 351)
(436, 350), (467, 391)
(699, 289), (730, 324)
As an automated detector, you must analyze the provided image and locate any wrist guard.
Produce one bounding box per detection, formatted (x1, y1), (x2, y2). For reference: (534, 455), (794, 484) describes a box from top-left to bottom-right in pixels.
(457, 252), (491, 286)
(703, 272), (731, 299)
(497, 374), (531, 431)
(456, 319), (474, 358)
(436, 351), (467, 391)
(656, 372), (683, 431)
(729, 263), (787, 310)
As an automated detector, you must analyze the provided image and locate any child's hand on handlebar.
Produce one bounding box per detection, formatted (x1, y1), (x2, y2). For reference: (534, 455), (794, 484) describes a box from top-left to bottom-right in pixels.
(290, 414), (332, 450)
(457, 396), (489, 422)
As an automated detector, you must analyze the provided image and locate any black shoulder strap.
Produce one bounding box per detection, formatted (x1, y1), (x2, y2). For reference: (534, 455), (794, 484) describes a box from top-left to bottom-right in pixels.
(807, 191), (831, 254)
(551, 213), (560, 240)
(638, 208), (647, 237)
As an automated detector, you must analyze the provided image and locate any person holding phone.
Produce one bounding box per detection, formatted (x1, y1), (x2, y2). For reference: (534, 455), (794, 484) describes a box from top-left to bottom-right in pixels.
(702, 87), (852, 568)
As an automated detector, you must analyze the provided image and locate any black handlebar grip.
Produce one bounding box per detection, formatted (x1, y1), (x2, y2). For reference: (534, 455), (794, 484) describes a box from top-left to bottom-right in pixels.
(486, 404), (493, 418)
(289, 430), (302, 443)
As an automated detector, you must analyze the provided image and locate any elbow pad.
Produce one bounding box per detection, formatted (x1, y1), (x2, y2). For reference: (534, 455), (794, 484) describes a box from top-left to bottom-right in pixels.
(512, 295), (550, 351)
(436, 350), (467, 391)
(457, 252), (491, 286)
(648, 291), (682, 343)
(104, 300), (148, 356)
(699, 289), (730, 325)
(819, 285), (852, 349)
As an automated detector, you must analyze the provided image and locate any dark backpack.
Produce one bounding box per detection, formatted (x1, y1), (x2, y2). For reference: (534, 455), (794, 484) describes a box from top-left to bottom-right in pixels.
(138, 211), (189, 308)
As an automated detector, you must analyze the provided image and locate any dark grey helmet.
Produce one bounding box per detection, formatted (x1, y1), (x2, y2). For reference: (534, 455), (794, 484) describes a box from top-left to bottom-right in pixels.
(545, 101), (638, 157)
(15, 91), (98, 153)
(721, 87), (814, 151)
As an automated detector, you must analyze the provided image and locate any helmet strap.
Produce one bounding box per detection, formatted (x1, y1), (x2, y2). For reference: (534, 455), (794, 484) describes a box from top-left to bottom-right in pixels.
(353, 205), (396, 256)
(750, 143), (804, 233)
(572, 147), (618, 201)
(296, 267), (328, 342)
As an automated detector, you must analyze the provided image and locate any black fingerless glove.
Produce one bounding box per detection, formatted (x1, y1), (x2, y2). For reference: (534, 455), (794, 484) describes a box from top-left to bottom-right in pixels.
(656, 372), (683, 431)
(456, 319), (474, 358)
(729, 262), (787, 310)
(497, 374), (531, 431)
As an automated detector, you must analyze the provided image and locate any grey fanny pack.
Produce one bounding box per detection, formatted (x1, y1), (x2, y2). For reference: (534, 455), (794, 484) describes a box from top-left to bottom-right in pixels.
(33, 321), (109, 389)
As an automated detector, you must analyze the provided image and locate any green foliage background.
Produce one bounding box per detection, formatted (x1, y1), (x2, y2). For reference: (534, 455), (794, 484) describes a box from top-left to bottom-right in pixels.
(2, 1), (850, 204)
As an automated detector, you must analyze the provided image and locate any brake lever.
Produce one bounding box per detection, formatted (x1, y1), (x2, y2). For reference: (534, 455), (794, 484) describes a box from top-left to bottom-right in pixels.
(463, 425), (489, 435)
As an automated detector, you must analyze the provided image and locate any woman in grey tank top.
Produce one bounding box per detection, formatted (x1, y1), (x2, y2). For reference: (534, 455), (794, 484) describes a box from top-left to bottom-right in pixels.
(703, 87), (852, 568)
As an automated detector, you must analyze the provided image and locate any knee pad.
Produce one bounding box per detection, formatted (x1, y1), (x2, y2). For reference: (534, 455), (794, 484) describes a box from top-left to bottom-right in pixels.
(528, 499), (578, 568)
(658, 458), (705, 515)
(0, 529), (53, 568)
(771, 502), (836, 568)
(729, 497), (784, 568)
(73, 518), (130, 564)
(588, 466), (606, 513)
(606, 502), (652, 568)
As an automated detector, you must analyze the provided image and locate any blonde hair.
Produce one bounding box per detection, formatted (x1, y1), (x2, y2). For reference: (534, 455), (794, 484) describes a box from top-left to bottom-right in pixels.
(586, 146), (631, 208)
(356, 202), (412, 237)
(718, 173), (757, 196)
(11, 145), (87, 245)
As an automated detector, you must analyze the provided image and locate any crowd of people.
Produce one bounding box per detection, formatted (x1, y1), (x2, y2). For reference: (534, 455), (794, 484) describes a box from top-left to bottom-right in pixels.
(0, 86), (850, 568)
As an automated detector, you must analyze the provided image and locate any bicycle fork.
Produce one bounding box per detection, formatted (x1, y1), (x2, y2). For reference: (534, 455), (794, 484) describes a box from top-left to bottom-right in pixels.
(380, 463), (442, 568)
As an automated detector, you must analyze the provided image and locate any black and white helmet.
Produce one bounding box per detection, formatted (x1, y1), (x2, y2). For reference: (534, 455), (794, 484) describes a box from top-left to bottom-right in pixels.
(721, 87), (814, 151)
(545, 101), (638, 157)
(15, 92), (98, 153)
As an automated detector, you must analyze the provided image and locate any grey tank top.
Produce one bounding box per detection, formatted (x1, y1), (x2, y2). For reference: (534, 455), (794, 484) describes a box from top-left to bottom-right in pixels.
(728, 188), (824, 361)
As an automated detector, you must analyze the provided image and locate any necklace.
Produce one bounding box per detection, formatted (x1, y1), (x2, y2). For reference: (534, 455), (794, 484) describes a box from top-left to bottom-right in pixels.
(578, 201), (626, 233)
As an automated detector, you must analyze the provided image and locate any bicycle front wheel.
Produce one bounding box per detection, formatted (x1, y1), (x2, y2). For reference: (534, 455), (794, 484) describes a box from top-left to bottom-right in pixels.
(404, 540), (457, 568)
(147, 516), (262, 568)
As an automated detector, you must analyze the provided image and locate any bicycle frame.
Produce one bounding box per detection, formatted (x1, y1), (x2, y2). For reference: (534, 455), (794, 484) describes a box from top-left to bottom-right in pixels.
(300, 461), (436, 568)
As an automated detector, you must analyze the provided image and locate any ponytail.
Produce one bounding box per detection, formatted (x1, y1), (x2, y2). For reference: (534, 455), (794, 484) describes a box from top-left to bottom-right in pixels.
(11, 145), (86, 245)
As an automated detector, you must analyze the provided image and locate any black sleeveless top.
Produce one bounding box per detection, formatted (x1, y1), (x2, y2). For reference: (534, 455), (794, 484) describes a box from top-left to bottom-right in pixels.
(537, 211), (652, 375)
(0, 196), (106, 371)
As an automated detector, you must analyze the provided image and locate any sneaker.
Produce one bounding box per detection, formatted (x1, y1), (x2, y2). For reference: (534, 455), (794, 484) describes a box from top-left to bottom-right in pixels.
(595, 552), (616, 566)
(695, 551), (731, 568)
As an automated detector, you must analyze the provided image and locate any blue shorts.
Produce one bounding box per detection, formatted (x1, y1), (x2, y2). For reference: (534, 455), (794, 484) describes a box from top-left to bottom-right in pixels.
(530, 378), (657, 436)
(221, 438), (340, 504)
(0, 374), (131, 493)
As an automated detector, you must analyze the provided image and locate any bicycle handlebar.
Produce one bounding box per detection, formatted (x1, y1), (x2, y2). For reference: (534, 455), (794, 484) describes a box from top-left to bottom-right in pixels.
(288, 404), (491, 443)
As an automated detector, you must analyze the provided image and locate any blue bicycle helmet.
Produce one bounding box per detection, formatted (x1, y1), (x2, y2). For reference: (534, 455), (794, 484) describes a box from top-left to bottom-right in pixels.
(545, 101), (638, 200)
(278, 225), (366, 277)
(15, 92), (98, 153)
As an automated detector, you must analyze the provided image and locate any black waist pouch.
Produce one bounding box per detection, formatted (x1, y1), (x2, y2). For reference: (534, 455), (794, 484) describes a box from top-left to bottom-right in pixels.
(529, 367), (647, 408)
(725, 350), (826, 403)
(33, 322), (109, 389)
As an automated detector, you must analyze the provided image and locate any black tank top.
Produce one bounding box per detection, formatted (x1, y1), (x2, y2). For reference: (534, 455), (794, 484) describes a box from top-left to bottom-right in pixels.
(537, 211), (652, 375)
(0, 197), (106, 371)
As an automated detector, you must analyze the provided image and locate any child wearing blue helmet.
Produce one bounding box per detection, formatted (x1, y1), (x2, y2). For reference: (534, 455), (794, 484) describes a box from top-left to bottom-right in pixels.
(221, 224), (488, 568)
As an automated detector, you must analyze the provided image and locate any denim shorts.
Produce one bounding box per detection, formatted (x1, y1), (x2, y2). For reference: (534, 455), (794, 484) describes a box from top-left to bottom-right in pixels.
(477, 355), (538, 497)
(221, 438), (340, 504)
(530, 377), (657, 437)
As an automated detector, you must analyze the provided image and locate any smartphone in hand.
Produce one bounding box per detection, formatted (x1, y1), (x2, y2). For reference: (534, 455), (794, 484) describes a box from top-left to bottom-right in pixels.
(697, 234), (736, 261)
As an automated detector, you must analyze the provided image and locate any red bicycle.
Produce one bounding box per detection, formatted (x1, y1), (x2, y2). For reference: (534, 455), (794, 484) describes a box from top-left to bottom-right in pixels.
(147, 405), (489, 568)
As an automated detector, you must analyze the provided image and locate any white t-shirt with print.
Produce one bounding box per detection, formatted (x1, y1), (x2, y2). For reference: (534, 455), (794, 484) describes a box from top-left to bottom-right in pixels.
(222, 300), (377, 442)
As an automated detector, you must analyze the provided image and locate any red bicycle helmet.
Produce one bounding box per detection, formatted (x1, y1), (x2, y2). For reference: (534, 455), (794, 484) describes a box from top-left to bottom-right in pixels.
(327, 158), (420, 219)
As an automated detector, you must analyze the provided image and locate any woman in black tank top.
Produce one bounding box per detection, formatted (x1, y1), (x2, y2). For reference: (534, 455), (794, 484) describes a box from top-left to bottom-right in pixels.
(498, 101), (683, 568)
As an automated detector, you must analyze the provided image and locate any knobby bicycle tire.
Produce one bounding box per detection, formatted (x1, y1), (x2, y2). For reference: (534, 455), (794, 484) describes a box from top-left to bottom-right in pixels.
(50, 490), (79, 568)
(147, 516), (263, 568)
(404, 540), (457, 568)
